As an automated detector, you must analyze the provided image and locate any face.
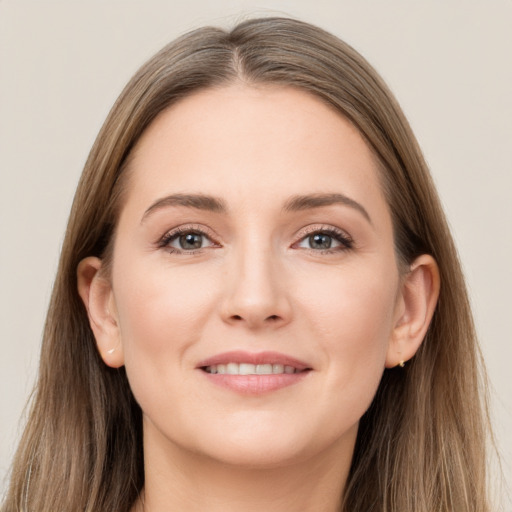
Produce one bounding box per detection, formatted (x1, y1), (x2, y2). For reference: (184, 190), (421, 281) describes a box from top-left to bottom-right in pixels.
(106, 85), (403, 468)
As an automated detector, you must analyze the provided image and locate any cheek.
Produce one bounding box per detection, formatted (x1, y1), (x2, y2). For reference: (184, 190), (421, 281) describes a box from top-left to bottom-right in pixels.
(296, 259), (398, 396)
(114, 258), (216, 340)
(300, 258), (397, 337)
(111, 258), (220, 394)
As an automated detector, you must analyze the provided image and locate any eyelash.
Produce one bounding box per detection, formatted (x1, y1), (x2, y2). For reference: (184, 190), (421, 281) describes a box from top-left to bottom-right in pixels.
(157, 224), (354, 255)
(294, 225), (354, 254)
(158, 225), (220, 255)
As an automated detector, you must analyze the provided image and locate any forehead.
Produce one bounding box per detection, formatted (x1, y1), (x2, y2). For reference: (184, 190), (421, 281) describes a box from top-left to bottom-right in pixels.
(121, 84), (388, 219)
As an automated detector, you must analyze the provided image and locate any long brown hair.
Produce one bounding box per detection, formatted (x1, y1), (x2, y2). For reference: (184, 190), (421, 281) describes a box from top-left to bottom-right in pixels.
(2, 17), (492, 511)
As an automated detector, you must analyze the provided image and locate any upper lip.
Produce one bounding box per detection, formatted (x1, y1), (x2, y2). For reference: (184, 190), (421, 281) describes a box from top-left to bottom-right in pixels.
(196, 350), (311, 371)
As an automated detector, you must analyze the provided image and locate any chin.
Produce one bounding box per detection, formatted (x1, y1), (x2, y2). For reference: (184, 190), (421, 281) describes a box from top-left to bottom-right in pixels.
(202, 438), (311, 469)
(190, 419), (354, 470)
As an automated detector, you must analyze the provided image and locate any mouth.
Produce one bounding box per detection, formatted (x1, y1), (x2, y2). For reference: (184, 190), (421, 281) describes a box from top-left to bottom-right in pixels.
(197, 351), (312, 394)
(202, 363), (305, 375)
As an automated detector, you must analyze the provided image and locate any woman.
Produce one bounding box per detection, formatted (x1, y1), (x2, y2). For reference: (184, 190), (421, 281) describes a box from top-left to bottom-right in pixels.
(2, 17), (492, 512)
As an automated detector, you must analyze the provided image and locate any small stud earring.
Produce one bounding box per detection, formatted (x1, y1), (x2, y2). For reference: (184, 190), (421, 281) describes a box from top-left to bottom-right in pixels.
(107, 347), (116, 354)
(398, 360), (405, 368)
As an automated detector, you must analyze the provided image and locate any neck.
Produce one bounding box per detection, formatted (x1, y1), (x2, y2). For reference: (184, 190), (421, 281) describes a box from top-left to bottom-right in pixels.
(132, 420), (356, 512)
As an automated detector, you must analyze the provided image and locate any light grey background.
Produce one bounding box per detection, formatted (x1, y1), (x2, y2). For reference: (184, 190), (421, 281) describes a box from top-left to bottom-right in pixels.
(1, 0), (511, 504)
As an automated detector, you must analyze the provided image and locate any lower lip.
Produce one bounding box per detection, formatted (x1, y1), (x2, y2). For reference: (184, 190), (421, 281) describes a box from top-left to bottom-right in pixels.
(200, 370), (310, 395)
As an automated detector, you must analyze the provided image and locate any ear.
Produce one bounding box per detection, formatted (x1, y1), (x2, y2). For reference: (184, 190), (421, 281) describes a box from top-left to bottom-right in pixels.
(77, 256), (124, 368)
(385, 254), (440, 368)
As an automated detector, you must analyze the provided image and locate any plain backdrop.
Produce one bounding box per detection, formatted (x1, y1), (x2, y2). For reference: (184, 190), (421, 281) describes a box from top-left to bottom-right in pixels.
(1, 0), (511, 504)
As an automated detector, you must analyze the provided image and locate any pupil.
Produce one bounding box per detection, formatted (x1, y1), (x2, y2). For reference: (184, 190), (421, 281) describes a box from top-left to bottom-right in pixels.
(180, 233), (202, 249)
(310, 233), (332, 249)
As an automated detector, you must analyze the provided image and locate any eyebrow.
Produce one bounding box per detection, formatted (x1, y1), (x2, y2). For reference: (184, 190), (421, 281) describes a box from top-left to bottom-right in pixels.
(141, 192), (372, 224)
(283, 193), (372, 224)
(141, 193), (227, 223)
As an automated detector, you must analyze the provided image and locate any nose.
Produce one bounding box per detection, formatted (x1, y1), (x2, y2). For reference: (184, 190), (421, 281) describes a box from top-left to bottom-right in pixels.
(220, 246), (293, 330)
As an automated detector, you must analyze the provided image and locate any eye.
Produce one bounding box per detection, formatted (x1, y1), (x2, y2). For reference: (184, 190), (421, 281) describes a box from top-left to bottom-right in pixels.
(295, 227), (353, 252)
(303, 233), (336, 250)
(174, 232), (209, 250)
(159, 227), (217, 253)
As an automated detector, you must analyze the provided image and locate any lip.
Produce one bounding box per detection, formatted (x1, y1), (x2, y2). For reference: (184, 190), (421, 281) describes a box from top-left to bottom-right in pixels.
(197, 350), (311, 370)
(196, 350), (312, 395)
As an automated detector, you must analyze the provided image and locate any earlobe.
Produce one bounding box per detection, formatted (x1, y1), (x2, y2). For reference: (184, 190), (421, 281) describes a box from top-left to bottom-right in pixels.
(77, 257), (124, 368)
(385, 254), (440, 368)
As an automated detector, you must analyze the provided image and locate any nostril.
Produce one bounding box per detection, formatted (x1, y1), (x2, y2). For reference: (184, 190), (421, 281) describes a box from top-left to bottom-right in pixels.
(230, 314), (280, 323)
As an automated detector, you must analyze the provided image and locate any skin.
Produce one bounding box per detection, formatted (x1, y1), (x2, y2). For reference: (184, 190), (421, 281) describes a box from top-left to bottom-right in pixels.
(78, 84), (439, 511)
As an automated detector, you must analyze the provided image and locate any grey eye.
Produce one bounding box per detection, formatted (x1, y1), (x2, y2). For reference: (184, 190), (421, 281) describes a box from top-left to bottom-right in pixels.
(308, 233), (333, 249)
(295, 229), (351, 252)
(162, 228), (217, 253)
(177, 232), (204, 250)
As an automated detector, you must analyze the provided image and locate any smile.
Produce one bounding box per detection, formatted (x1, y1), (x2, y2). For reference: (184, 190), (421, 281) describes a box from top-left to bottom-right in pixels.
(197, 350), (312, 394)
(204, 363), (303, 375)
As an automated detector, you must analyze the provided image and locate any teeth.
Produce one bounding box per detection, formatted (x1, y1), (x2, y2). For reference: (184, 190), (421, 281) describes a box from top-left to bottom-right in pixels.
(226, 363), (238, 375)
(256, 364), (273, 374)
(205, 363), (300, 375)
(239, 363), (255, 375)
